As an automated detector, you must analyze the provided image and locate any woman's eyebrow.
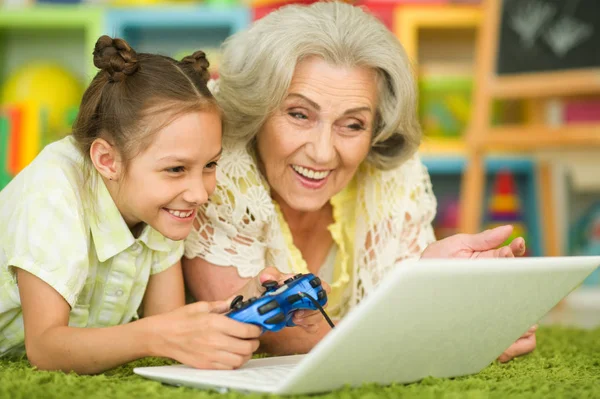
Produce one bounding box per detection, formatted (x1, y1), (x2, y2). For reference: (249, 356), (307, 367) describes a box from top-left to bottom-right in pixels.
(286, 93), (320, 110)
(343, 106), (372, 115)
(287, 93), (372, 115)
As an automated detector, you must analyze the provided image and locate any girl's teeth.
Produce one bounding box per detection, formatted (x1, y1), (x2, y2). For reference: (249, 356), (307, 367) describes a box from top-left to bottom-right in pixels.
(168, 209), (192, 218)
(292, 165), (330, 180)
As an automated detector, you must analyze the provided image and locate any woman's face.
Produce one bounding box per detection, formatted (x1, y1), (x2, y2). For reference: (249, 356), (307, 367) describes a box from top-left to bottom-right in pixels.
(257, 56), (378, 212)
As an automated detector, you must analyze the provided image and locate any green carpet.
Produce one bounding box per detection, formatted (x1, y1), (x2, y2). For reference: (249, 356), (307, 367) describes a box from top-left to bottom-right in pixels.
(1, 326), (599, 399)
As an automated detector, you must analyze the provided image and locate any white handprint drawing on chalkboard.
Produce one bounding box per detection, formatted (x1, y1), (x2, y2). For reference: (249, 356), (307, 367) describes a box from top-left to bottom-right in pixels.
(543, 16), (593, 57)
(509, 0), (556, 48)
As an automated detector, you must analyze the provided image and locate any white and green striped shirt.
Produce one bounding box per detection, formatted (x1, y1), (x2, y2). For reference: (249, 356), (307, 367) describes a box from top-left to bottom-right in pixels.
(0, 136), (183, 356)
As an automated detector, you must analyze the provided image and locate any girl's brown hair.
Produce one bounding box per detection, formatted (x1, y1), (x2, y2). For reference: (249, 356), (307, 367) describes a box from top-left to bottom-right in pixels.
(72, 35), (219, 172)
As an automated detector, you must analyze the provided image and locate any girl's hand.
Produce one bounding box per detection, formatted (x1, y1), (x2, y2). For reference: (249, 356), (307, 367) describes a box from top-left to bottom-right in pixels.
(149, 300), (262, 370)
(235, 267), (332, 334)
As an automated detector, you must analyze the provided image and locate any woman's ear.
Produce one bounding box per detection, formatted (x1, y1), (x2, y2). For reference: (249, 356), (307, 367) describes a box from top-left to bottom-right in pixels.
(90, 138), (122, 181)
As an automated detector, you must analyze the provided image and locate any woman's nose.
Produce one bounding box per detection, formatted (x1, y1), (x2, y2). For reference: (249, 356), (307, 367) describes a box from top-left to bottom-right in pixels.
(307, 125), (335, 164)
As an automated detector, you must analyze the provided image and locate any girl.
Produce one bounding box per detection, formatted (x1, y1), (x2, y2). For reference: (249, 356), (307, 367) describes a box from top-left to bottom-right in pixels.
(0, 35), (263, 374)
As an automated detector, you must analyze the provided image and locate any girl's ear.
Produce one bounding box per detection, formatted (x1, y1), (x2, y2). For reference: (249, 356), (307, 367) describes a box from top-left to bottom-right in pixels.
(90, 138), (122, 181)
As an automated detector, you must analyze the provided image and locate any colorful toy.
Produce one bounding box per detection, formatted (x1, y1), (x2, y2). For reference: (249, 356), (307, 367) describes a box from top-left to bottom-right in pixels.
(484, 170), (529, 254)
(564, 99), (600, 123)
(227, 273), (330, 332)
(20, 101), (42, 174)
(0, 102), (42, 175)
(5, 106), (22, 176)
(0, 113), (11, 190)
(418, 75), (472, 138)
(1, 63), (82, 171)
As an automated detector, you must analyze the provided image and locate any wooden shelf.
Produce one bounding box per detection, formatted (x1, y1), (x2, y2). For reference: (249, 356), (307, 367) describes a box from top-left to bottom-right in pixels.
(420, 137), (466, 155)
(0, 6), (103, 80)
(394, 5), (482, 63)
(106, 6), (250, 32)
(490, 70), (600, 99)
(0, 6), (103, 27)
(420, 137), (538, 175)
(475, 124), (600, 151)
(105, 6), (250, 69)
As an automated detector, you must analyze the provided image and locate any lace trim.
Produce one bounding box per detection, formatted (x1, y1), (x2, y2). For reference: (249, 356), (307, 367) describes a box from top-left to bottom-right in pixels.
(184, 145), (437, 318)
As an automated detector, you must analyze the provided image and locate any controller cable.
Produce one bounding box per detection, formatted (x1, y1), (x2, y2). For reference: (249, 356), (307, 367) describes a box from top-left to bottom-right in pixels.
(298, 292), (335, 329)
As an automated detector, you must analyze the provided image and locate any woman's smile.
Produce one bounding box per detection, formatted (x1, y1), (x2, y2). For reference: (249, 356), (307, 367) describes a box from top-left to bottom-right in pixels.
(290, 164), (332, 189)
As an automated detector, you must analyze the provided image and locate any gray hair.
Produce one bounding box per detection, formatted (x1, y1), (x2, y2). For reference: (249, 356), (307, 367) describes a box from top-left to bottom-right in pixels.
(216, 1), (420, 170)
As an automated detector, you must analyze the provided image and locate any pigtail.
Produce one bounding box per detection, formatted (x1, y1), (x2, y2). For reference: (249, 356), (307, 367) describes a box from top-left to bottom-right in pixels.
(180, 51), (211, 85)
(93, 35), (140, 83)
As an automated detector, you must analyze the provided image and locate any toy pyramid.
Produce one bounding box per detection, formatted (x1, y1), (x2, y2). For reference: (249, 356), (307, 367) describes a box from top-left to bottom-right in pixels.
(485, 170), (529, 254)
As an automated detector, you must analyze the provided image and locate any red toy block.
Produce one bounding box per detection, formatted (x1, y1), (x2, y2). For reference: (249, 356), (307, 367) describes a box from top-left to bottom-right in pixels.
(6, 106), (22, 177)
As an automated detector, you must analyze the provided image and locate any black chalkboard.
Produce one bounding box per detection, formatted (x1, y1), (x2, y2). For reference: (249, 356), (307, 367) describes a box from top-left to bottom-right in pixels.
(497, 0), (600, 75)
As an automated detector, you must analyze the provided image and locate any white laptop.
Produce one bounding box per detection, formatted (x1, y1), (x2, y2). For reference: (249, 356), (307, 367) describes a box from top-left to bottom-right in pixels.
(134, 256), (600, 395)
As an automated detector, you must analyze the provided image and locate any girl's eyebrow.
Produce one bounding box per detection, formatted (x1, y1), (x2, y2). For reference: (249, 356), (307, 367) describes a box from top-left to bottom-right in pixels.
(158, 148), (222, 163)
(157, 155), (194, 164)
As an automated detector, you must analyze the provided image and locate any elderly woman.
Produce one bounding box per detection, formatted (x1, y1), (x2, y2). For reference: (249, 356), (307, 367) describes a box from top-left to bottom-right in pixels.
(183, 1), (535, 361)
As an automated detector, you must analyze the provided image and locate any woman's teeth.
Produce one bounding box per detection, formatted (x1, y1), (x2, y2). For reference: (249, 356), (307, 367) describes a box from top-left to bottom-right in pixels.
(167, 209), (194, 218)
(292, 165), (330, 180)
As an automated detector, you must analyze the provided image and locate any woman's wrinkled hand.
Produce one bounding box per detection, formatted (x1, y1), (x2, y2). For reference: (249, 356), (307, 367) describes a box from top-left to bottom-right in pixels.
(421, 225), (526, 259)
(498, 325), (537, 363)
(234, 267), (331, 334)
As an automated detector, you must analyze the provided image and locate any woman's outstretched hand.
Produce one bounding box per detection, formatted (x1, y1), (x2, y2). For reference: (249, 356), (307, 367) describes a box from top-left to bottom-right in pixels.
(497, 325), (538, 363)
(421, 225), (526, 259)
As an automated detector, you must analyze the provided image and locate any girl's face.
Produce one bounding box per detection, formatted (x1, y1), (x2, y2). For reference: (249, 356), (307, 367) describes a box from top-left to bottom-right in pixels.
(256, 56), (377, 213)
(114, 110), (222, 241)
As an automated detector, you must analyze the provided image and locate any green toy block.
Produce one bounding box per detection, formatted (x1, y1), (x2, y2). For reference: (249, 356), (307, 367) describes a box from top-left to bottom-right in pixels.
(0, 115), (12, 190)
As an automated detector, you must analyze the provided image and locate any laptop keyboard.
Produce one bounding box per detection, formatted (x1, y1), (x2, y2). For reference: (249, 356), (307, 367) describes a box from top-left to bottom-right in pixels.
(136, 356), (305, 393)
(222, 364), (297, 386)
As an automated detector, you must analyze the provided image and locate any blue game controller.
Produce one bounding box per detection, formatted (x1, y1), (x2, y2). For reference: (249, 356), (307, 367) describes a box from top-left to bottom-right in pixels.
(226, 273), (329, 332)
